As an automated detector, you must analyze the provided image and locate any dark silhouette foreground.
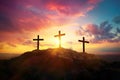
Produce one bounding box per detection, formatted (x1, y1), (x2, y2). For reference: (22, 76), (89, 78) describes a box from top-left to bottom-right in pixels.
(0, 48), (120, 80)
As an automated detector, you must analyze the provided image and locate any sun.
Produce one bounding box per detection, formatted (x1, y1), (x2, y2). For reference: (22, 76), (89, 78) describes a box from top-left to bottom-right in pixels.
(53, 38), (59, 47)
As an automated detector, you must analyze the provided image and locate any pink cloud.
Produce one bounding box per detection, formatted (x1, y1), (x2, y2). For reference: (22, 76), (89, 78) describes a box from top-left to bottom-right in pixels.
(85, 24), (101, 34)
(0, 0), (101, 47)
(76, 21), (120, 43)
(46, 0), (100, 16)
(0, 0), (101, 33)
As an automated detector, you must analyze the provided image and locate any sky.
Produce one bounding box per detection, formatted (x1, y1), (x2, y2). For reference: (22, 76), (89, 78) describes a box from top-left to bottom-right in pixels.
(0, 0), (120, 54)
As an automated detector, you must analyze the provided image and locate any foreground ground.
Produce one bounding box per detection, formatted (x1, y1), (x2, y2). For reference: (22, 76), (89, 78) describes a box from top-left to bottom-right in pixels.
(0, 48), (120, 80)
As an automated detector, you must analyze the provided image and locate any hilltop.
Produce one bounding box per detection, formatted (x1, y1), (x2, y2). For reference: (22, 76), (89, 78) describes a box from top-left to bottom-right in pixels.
(0, 48), (120, 80)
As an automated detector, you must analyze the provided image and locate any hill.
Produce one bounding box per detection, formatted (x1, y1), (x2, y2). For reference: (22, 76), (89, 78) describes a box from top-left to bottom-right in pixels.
(0, 48), (120, 80)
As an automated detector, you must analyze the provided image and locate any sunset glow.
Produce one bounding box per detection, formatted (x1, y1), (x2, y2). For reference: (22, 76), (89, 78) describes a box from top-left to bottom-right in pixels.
(0, 0), (120, 54)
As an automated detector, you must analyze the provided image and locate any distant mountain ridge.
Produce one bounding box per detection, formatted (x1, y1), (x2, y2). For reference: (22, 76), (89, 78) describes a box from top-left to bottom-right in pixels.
(0, 48), (120, 80)
(0, 53), (20, 60)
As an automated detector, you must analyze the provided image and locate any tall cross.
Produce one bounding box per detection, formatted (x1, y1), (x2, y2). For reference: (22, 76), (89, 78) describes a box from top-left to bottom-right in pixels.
(54, 30), (65, 48)
(33, 35), (44, 50)
(78, 37), (89, 53)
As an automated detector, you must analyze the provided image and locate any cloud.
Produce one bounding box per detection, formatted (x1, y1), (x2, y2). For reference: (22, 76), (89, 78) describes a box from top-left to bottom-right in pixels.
(0, 0), (101, 49)
(45, 0), (100, 16)
(113, 15), (120, 24)
(7, 42), (17, 47)
(117, 27), (120, 33)
(22, 40), (33, 46)
(0, 13), (18, 32)
(25, 0), (97, 16)
(0, 0), (50, 33)
(76, 21), (120, 43)
(0, 32), (31, 48)
(0, 0), (101, 33)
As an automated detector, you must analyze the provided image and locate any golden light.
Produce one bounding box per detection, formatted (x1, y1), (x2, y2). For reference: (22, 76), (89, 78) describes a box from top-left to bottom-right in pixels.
(54, 38), (59, 47)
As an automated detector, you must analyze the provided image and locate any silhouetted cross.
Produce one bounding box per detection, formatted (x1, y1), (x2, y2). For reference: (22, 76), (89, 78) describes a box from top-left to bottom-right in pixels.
(78, 37), (89, 53)
(54, 30), (65, 48)
(33, 35), (44, 50)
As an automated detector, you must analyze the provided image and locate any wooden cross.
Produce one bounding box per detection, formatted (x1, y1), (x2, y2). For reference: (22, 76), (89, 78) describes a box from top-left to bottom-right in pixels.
(54, 30), (65, 48)
(78, 37), (89, 53)
(33, 35), (44, 50)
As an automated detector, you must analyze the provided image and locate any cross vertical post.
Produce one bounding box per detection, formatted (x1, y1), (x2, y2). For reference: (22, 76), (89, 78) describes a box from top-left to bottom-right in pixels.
(54, 30), (65, 48)
(37, 35), (39, 50)
(83, 37), (85, 53)
(59, 31), (61, 48)
(33, 35), (44, 50)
